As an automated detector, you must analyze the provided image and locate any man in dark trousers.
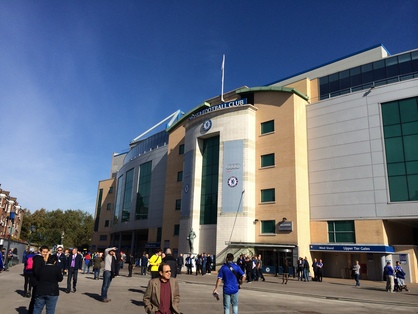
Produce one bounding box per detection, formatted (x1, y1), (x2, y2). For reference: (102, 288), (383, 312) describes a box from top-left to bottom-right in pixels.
(126, 252), (135, 277)
(28, 245), (49, 314)
(55, 246), (66, 276)
(65, 247), (83, 293)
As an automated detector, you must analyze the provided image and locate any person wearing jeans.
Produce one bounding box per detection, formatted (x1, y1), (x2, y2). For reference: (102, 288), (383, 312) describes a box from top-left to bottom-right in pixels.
(101, 247), (117, 302)
(213, 253), (246, 314)
(352, 260), (361, 287)
(33, 254), (63, 314)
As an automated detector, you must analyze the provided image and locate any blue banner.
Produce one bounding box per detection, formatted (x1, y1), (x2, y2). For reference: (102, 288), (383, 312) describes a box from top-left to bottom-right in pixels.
(310, 244), (395, 253)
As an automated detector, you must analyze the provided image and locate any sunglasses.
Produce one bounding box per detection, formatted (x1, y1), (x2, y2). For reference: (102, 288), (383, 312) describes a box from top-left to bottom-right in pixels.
(163, 270), (172, 273)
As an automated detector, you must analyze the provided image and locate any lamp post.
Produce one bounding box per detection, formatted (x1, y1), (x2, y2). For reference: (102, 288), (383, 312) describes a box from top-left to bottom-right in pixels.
(61, 231), (64, 246)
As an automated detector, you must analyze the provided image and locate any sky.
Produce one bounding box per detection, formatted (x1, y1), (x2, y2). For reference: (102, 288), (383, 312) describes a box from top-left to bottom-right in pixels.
(0, 0), (417, 216)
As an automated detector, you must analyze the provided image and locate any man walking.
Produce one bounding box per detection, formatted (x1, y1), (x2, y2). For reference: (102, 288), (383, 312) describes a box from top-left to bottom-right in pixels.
(143, 263), (181, 314)
(384, 261), (395, 292)
(213, 253), (246, 314)
(101, 246), (117, 302)
(352, 260), (361, 287)
(65, 247), (82, 293)
(149, 249), (162, 279)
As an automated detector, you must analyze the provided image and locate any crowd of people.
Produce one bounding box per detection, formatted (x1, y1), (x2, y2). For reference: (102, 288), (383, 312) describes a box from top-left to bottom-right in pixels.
(0, 244), (411, 314)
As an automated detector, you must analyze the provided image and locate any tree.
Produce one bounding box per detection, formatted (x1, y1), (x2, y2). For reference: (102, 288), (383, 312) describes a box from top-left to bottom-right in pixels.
(20, 208), (94, 249)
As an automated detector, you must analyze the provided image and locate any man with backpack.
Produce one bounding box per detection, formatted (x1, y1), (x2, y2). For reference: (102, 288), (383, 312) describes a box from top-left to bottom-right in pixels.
(23, 249), (36, 298)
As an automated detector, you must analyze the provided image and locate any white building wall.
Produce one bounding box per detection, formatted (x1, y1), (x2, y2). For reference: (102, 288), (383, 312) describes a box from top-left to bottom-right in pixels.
(308, 79), (418, 220)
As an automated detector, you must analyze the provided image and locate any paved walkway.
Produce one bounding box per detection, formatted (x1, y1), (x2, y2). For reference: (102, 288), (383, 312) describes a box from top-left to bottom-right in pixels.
(1, 264), (417, 313)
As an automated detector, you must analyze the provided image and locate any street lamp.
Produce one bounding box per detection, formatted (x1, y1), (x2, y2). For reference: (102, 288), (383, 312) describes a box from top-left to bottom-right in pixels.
(61, 231), (65, 245)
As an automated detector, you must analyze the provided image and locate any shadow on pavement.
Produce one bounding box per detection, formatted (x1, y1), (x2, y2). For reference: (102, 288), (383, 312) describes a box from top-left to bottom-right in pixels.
(82, 292), (102, 301)
(130, 299), (144, 307)
(16, 306), (27, 314)
(129, 288), (145, 293)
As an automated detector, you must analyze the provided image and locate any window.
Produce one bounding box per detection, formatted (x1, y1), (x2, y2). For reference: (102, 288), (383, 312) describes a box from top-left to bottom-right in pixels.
(382, 97), (418, 202)
(261, 153), (275, 167)
(106, 203), (111, 210)
(157, 227), (162, 242)
(175, 199), (181, 211)
(121, 168), (134, 222)
(99, 235), (108, 241)
(200, 136), (219, 225)
(179, 144), (185, 155)
(136, 161), (152, 220)
(177, 171), (183, 182)
(261, 220), (276, 234)
(261, 120), (274, 134)
(261, 188), (275, 202)
(328, 221), (355, 243)
(109, 186), (113, 193)
(174, 224), (180, 235)
(104, 220), (109, 227)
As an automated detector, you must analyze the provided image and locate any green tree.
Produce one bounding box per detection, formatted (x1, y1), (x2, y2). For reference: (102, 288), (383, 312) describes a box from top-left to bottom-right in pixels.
(20, 208), (94, 249)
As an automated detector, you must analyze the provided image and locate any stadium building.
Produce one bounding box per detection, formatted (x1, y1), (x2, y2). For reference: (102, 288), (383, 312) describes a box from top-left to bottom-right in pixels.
(92, 44), (418, 282)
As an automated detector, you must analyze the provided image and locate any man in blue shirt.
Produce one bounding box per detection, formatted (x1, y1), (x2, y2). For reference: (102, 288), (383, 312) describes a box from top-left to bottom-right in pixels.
(384, 261), (395, 292)
(213, 253), (246, 314)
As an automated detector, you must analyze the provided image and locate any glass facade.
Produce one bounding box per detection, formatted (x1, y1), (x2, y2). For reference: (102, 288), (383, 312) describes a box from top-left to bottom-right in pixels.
(382, 96), (418, 202)
(200, 136), (219, 225)
(261, 153), (275, 167)
(319, 50), (418, 100)
(136, 161), (152, 220)
(328, 221), (355, 243)
(121, 168), (134, 222)
(261, 120), (274, 134)
(114, 175), (124, 224)
(94, 188), (103, 232)
(124, 130), (169, 165)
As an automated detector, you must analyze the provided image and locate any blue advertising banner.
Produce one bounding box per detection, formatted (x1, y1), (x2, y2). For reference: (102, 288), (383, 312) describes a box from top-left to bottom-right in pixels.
(310, 244), (395, 253)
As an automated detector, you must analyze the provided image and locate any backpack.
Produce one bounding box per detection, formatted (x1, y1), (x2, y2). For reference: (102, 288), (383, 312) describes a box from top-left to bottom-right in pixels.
(26, 256), (34, 271)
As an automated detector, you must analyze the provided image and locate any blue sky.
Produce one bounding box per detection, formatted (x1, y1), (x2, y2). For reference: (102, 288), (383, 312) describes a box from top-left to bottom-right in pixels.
(1, 0), (417, 216)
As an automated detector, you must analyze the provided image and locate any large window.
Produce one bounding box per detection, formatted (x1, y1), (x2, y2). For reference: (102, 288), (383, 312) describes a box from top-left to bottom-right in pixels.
(261, 120), (274, 134)
(261, 220), (276, 234)
(114, 175), (124, 224)
(328, 221), (355, 243)
(121, 168), (134, 222)
(136, 161), (152, 220)
(200, 136), (219, 225)
(382, 97), (418, 202)
(261, 153), (275, 167)
(261, 188), (275, 202)
(319, 50), (418, 100)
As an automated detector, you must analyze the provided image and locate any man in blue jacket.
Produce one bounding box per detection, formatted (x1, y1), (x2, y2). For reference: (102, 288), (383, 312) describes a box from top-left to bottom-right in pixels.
(213, 253), (246, 314)
(384, 261), (395, 292)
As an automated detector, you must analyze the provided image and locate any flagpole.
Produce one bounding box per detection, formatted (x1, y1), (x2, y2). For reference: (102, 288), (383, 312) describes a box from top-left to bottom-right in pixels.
(221, 54), (225, 102)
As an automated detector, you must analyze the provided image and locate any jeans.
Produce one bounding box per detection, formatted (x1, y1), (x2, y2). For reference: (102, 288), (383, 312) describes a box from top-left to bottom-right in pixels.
(101, 270), (113, 299)
(83, 262), (91, 273)
(354, 273), (360, 286)
(223, 291), (239, 314)
(93, 268), (100, 279)
(303, 269), (309, 281)
(33, 295), (58, 314)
